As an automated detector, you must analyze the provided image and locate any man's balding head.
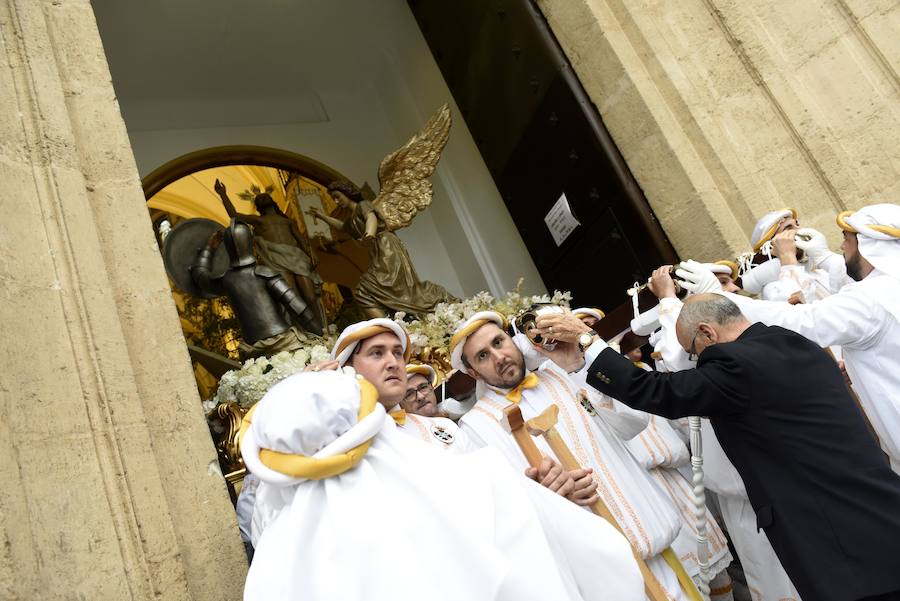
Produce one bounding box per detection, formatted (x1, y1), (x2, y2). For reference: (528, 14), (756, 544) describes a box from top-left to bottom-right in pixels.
(675, 294), (751, 359)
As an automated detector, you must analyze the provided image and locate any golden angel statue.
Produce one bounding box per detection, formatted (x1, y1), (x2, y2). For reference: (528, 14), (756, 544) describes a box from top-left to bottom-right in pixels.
(308, 104), (458, 318)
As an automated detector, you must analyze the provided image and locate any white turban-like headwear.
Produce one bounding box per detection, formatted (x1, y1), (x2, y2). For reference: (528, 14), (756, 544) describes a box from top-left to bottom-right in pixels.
(751, 208), (797, 251)
(449, 311), (508, 371)
(405, 363), (439, 387)
(571, 307), (606, 322)
(837, 203), (900, 279)
(239, 371), (385, 487)
(704, 260), (739, 280)
(331, 318), (411, 366)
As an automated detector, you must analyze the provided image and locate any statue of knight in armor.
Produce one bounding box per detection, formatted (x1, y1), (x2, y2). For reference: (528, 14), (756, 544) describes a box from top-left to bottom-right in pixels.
(189, 219), (323, 359)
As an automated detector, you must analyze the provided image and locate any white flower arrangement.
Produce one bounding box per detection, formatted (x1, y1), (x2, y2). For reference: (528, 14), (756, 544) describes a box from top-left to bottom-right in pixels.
(206, 280), (571, 411)
(399, 279), (572, 355)
(211, 340), (334, 409)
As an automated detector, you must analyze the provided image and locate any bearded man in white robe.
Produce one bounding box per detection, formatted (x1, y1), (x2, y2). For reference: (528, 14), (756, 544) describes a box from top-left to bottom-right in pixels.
(451, 311), (697, 600)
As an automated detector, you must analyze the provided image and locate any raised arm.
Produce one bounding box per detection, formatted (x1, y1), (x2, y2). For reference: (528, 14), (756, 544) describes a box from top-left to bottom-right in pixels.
(307, 206), (345, 232)
(214, 179), (261, 226)
(364, 211), (378, 239)
(719, 288), (885, 350)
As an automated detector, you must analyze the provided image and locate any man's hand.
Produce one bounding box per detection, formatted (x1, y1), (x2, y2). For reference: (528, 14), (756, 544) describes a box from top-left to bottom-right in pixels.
(534, 340), (587, 373)
(214, 179), (227, 198)
(534, 311), (592, 344)
(787, 291), (806, 305)
(306, 206), (321, 222)
(771, 230), (798, 265)
(525, 457), (574, 497)
(648, 265), (677, 299)
(533, 311), (593, 372)
(565, 467), (599, 506)
(675, 260), (722, 295)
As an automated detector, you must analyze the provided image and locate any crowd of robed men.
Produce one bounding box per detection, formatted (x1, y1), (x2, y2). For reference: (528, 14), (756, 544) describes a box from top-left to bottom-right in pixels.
(236, 202), (900, 601)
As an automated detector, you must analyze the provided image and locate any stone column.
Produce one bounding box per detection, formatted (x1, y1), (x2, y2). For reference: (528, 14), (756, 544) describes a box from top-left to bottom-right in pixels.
(0, 1), (246, 599)
(538, 0), (900, 260)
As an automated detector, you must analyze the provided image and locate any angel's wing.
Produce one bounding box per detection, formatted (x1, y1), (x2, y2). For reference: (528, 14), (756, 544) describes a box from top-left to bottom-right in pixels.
(372, 104), (451, 231)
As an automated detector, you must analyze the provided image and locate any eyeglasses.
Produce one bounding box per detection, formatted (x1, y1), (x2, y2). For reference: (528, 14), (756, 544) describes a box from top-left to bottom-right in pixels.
(687, 330), (701, 362)
(403, 383), (433, 404)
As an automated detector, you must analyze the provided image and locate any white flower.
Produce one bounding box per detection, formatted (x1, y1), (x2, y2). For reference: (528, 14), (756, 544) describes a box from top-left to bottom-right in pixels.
(310, 345), (331, 364)
(207, 281), (574, 412)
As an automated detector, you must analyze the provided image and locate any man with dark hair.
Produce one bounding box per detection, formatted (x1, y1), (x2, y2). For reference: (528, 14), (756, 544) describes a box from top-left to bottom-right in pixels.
(538, 293), (900, 601)
(402, 364), (441, 418)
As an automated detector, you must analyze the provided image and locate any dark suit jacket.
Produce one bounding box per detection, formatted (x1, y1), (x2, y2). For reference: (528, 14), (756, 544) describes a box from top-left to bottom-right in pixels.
(587, 323), (900, 601)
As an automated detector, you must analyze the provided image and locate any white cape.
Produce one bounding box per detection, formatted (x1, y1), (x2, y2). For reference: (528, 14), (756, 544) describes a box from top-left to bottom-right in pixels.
(246, 417), (643, 601)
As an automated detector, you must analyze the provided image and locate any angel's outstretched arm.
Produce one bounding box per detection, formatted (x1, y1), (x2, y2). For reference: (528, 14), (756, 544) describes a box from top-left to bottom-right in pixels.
(364, 211), (378, 239)
(308, 207), (345, 232)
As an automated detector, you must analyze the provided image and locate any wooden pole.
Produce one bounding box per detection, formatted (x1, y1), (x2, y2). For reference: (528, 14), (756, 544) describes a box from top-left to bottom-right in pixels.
(503, 405), (674, 601)
(823, 348), (884, 449)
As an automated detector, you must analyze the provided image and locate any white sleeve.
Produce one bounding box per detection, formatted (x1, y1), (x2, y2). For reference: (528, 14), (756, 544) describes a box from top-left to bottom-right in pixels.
(761, 264), (809, 302)
(655, 298), (696, 372)
(740, 258), (782, 294)
(591, 397), (650, 441)
(582, 337), (609, 370)
(721, 289), (885, 349)
(817, 252), (850, 293)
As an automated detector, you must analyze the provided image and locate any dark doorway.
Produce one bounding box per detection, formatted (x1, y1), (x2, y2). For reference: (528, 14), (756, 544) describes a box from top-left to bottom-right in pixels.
(409, 0), (678, 329)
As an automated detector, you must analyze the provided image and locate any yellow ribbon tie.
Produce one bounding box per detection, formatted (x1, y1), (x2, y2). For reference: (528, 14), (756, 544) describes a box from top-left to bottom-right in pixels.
(240, 378), (381, 480)
(505, 372), (540, 403)
(389, 409), (407, 426)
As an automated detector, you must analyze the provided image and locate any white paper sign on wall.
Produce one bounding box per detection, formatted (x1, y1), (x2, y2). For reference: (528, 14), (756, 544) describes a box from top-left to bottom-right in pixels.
(544, 193), (580, 246)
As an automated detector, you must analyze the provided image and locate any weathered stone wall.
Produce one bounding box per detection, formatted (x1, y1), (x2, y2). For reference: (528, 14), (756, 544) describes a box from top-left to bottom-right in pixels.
(538, 0), (900, 261)
(0, 1), (246, 598)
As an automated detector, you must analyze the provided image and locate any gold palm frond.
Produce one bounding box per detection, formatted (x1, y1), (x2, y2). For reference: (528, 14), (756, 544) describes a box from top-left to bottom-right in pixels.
(237, 184), (276, 201)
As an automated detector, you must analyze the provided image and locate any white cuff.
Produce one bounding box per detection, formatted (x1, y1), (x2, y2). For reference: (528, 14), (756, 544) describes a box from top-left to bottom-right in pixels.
(584, 337), (609, 368)
(658, 297), (683, 315)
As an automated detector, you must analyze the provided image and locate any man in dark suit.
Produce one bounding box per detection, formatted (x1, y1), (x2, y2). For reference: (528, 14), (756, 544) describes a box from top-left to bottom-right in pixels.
(536, 293), (900, 601)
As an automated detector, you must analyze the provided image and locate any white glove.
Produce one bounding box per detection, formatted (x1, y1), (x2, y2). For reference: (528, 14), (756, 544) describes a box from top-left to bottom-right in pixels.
(675, 259), (722, 295)
(794, 227), (832, 267)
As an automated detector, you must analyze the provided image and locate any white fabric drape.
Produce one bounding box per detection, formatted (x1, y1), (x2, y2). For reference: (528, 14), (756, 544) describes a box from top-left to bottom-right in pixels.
(244, 371), (643, 601)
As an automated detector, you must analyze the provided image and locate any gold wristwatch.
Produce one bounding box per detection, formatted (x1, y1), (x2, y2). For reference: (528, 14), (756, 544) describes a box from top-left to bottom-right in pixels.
(577, 332), (596, 353)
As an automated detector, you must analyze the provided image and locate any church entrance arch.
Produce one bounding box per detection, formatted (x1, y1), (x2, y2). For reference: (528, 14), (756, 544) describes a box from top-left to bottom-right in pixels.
(141, 146), (372, 495)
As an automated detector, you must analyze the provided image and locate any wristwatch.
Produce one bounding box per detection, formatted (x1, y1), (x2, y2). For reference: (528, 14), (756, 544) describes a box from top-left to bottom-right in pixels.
(577, 332), (596, 353)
